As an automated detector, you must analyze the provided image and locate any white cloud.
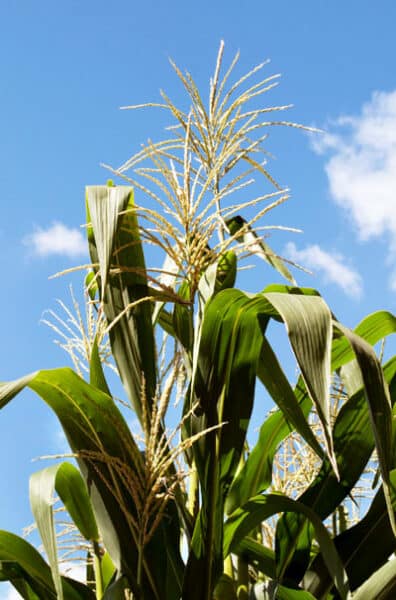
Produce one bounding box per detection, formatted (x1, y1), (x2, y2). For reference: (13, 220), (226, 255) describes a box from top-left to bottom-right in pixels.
(24, 222), (86, 258)
(2, 583), (22, 599)
(285, 242), (363, 299)
(311, 90), (396, 288)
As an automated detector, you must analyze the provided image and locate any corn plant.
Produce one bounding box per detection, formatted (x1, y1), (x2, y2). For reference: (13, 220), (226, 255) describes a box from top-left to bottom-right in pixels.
(1, 44), (396, 600)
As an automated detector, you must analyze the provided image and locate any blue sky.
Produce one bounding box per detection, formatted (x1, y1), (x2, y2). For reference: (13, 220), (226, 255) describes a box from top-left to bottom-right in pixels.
(2, 1), (396, 595)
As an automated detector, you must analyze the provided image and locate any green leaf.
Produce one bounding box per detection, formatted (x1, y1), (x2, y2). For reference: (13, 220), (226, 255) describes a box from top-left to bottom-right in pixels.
(331, 310), (396, 371)
(263, 284), (321, 297)
(232, 537), (276, 579)
(100, 553), (116, 592)
(85, 271), (99, 301)
(214, 251), (237, 293)
(86, 185), (157, 425)
(0, 561), (42, 600)
(185, 290), (267, 600)
(334, 321), (395, 534)
(224, 493), (349, 600)
(102, 576), (131, 599)
(86, 185), (131, 299)
(264, 291), (336, 476)
(306, 470), (396, 595)
(185, 287), (340, 598)
(0, 369), (162, 598)
(352, 559), (396, 600)
(226, 375), (313, 514)
(275, 356), (396, 585)
(89, 336), (111, 396)
(173, 280), (194, 353)
(0, 531), (94, 599)
(250, 581), (316, 600)
(30, 462), (99, 600)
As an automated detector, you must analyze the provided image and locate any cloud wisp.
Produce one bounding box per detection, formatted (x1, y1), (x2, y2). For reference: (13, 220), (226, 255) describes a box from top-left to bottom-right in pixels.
(24, 222), (86, 258)
(312, 89), (396, 288)
(2, 584), (22, 599)
(285, 242), (363, 299)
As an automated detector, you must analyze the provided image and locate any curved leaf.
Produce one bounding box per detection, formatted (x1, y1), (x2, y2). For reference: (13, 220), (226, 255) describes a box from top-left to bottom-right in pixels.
(186, 288), (340, 598)
(275, 356), (396, 585)
(86, 185), (157, 425)
(226, 376), (313, 514)
(232, 537), (276, 580)
(334, 321), (395, 534)
(89, 336), (111, 396)
(264, 291), (335, 476)
(332, 310), (396, 371)
(0, 369), (161, 599)
(224, 494), (349, 600)
(352, 559), (396, 600)
(0, 531), (94, 599)
(306, 469), (396, 595)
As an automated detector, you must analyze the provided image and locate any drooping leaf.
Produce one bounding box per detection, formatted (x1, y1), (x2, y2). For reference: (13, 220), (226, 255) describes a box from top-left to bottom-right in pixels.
(223, 493), (349, 600)
(0, 369), (162, 599)
(305, 470), (396, 595)
(264, 291), (336, 476)
(334, 321), (395, 534)
(331, 310), (396, 371)
(263, 284), (321, 297)
(275, 356), (396, 585)
(86, 185), (157, 425)
(185, 287), (342, 599)
(226, 375), (313, 514)
(351, 559), (396, 600)
(0, 531), (95, 599)
(30, 462), (99, 600)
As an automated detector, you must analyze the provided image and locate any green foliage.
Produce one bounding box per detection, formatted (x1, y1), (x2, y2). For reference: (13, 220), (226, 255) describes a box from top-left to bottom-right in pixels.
(1, 45), (396, 600)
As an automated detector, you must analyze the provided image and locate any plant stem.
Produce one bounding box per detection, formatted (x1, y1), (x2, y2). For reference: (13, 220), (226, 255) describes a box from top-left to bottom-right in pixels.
(93, 541), (104, 600)
(187, 463), (199, 518)
(236, 555), (249, 600)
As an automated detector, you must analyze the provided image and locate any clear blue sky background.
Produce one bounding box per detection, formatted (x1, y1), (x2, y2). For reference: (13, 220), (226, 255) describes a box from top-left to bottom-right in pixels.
(2, 1), (396, 595)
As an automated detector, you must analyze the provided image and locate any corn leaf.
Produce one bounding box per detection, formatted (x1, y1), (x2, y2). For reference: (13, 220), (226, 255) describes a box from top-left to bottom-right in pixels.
(275, 356), (396, 585)
(30, 462), (99, 600)
(0, 531), (94, 599)
(185, 288), (340, 598)
(86, 185), (157, 424)
(223, 493), (349, 600)
(306, 471), (396, 596)
(264, 291), (336, 476)
(0, 369), (163, 599)
(226, 376), (313, 514)
(352, 559), (396, 600)
(334, 321), (395, 534)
